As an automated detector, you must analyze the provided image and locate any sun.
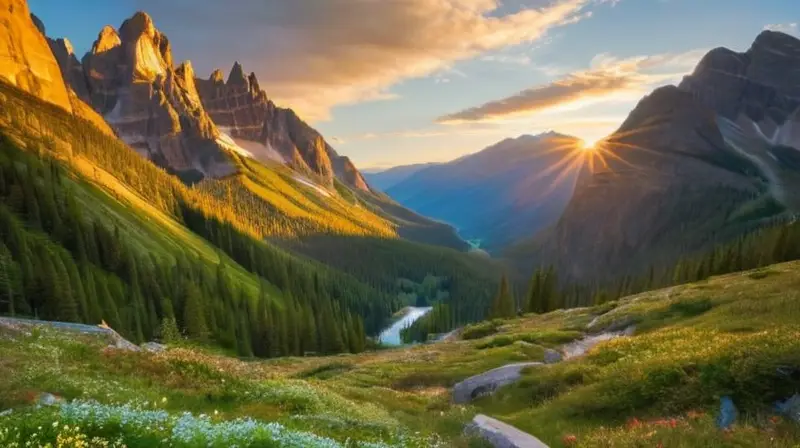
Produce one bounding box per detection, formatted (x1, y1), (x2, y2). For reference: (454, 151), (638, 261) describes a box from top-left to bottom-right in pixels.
(579, 138), (598, 151)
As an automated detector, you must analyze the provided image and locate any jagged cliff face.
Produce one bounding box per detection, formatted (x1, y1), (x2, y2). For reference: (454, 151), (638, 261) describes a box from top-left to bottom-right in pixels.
(76, 12), (233, 179)
(520, 31), (800, 282)
(0, 0), (114, 135)
(0, 0), (72, 111)
(10, 2), (371, 192)
(196, 62), (370, 191)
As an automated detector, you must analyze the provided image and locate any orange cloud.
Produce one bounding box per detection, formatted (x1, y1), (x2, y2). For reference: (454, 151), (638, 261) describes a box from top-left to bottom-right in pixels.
(437, 49), (706, 124)
(135, 0), (605, 120)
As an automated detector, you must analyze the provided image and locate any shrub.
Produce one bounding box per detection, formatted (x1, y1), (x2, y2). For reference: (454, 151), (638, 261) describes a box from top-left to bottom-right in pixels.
(461, 320), (501, 340)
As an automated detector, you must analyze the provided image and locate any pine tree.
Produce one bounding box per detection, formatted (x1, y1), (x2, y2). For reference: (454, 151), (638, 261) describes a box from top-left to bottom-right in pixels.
(490, 274), (515, 319)
(182, 282), (208, 340)
(159, 317), (182, 343)
(0, 243), (19, 316)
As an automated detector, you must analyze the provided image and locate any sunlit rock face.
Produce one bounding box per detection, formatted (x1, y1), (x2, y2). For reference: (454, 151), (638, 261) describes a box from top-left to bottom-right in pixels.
(196, 62), (370, 191)
(80, 12), (233, 178)
(523, 31), (800, 282)
(0, 0), (72, 111)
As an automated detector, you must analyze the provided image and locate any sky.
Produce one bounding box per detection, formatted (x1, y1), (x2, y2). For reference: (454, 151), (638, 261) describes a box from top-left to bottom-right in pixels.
(29, 0), (799, 169)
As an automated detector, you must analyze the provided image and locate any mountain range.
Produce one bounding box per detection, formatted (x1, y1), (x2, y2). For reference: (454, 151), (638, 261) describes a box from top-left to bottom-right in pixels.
(1, 4), (469, 251)
(509, 30), (800, 282)
(363, 163), (439, 192)
(2, 0), (800, 346)
(384, 133), (583, 251)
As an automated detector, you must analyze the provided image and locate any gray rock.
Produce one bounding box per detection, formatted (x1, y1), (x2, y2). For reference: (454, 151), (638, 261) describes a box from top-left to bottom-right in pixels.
(37, 393), (61, 407)
(0, 409), (12, 417)
(466, 414), (549, 448)
(107, 330), (141, 352)
(452, 362), (542, 404)
(717, 396), (738, 429)
(543, 348), (562, 364)
(141, 342), (167, 353)
(561, 328), (633, 360)
(775, 394), (800, 422)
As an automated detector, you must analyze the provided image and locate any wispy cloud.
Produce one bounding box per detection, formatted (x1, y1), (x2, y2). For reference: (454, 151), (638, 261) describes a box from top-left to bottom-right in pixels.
(436, 49), (706, 124)
(764, 23), (798, 36)
(136, 0), (612, 120)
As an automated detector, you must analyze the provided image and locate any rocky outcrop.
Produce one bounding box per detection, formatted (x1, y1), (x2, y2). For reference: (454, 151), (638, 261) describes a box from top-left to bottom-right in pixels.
(0, 0), (72, 111)
(452, 362), (542, 404)
(196, 62), (370, 191)
(46, 37), (90, 102)
(80, 12), (233, 178)
(466, 414), (549, 448)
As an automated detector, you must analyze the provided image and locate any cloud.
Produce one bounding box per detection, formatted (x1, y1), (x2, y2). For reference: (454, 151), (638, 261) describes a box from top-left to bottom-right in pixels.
(437, 49), (706, 124)
(764, 23), (798, 36)
(133, 0), (608, 120)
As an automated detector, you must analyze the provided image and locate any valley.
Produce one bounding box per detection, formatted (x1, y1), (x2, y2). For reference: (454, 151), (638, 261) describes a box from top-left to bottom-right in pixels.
(1, 0), (800, 446)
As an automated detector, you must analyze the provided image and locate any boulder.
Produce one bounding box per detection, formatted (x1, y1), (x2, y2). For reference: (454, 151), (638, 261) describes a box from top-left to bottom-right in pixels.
(37, 392), (62, 407)
(466, 414), (549, 448)
(543, 348), (562, 364)
(452, 362), (541, 404)
(775, 394), (800, 423)
(141, 342), (167, 353)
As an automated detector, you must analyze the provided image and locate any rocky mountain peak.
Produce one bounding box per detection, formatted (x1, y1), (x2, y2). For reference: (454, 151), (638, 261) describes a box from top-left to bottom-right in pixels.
(751, 30), (800, 54)
(0, 0), (72, 111)
(119, 11), (157, 41)
(92, 25), (121, 54)
(227, 62), (249, 88)
(78, 11), (232, 178)
(29, 12), (44, 34)
(56, 37), (74, 56)
(248, 72), (261, 93)
(209, 69), (225, 84)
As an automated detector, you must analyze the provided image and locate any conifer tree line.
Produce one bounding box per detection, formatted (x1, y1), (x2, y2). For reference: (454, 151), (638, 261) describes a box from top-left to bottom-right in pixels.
(404, 215), (800, 342)
(0, 143), (367, 356)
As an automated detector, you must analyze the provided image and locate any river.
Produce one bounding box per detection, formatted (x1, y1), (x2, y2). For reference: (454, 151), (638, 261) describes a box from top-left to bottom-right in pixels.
(378, 306), (432, 346)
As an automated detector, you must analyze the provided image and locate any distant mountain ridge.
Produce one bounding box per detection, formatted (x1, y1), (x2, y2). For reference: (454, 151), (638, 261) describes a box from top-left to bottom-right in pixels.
(511, 30), (800, 282)
(386, 132), (583, 251)
(364, 163), (439, 191)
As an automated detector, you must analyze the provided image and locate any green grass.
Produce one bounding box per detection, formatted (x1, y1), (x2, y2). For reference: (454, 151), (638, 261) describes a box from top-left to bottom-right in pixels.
(3, 262), (800, 446)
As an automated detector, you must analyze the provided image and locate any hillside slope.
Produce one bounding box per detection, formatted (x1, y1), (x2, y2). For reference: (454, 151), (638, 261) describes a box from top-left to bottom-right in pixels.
(2, 261), (799, 447)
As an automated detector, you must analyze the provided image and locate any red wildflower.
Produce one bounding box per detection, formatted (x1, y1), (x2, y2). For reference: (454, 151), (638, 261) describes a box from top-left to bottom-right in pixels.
(627, 417), (642, 429)
(562, 434), (578, 446)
